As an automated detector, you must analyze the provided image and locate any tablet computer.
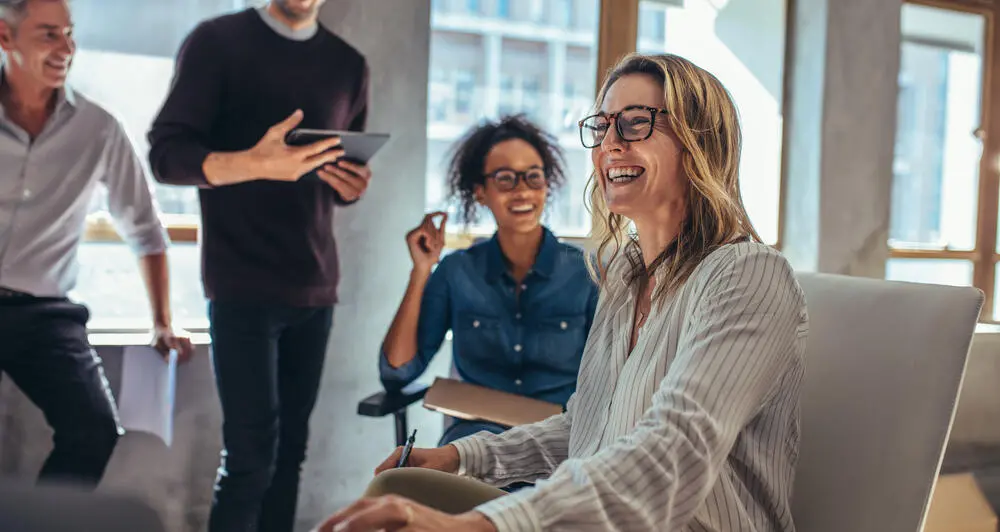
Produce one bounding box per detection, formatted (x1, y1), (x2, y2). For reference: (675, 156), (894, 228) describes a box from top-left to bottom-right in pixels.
(285, 129), (391, 164)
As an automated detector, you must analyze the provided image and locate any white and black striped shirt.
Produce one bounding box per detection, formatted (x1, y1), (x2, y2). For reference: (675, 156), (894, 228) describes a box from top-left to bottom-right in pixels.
(451, 242), (809, 531)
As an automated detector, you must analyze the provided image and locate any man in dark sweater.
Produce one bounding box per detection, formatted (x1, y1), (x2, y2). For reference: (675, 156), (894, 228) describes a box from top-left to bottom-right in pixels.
(147, 1), (370, 530)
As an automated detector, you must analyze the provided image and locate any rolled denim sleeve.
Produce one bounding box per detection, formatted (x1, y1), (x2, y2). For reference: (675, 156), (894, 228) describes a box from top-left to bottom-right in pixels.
(379, 258), (452, 391)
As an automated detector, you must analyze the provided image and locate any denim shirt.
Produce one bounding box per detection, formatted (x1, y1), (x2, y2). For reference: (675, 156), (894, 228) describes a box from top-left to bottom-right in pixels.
(380, 228), (599, 407)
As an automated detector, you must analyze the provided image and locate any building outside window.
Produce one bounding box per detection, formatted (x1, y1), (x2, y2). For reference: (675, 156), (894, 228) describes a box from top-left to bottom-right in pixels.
(426, 0), (602, 237)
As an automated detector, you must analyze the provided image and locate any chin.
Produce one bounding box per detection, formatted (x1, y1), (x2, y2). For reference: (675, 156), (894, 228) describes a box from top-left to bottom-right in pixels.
(604, 193), (640, 218)
(41, 75), (68, 89)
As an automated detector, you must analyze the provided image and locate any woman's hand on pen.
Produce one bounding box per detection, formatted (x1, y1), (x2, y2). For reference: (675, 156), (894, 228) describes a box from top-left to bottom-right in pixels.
(374, 445), (460, 476)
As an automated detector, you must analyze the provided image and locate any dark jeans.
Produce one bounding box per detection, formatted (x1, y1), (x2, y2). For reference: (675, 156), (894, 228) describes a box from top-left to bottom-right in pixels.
(207, 302), (333, 532)
(0, 297), (121, 488)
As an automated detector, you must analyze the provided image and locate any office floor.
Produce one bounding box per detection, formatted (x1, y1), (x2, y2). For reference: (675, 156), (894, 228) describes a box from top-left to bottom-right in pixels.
(940, 443), (1000, 513)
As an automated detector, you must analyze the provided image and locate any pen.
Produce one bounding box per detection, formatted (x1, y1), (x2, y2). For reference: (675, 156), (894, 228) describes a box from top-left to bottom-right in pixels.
(396, 429), (417, 468)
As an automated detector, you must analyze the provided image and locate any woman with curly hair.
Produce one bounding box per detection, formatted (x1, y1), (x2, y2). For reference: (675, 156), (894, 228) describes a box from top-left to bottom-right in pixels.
(378, 115), (599, 446)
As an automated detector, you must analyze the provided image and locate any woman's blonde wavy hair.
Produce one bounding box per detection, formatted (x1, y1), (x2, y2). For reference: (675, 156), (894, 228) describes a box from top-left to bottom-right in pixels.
(586, 53), (761, 299)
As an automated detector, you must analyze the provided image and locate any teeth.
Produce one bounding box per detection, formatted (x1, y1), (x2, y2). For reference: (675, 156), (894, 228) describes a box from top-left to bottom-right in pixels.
(510, 204), (534, 213)
(607, 167), (643, 182)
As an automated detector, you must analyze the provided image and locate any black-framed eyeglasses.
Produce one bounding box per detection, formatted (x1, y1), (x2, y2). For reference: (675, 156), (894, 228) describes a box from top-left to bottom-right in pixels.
(484, 167), (547, 192)
(578, 105), (669, 149)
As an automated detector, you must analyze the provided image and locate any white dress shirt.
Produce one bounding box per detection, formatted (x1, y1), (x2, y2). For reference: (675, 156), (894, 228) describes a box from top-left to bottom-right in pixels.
(0, 77), (167, 297)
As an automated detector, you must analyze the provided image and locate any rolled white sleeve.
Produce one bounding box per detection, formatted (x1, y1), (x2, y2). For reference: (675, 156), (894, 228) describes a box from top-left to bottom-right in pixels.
(102, 119), (169, 256)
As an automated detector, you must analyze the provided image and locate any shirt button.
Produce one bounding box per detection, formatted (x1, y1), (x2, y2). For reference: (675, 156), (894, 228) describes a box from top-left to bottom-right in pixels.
(513, 344), (522, 352)
(22, 189), (31, 199)
(521, 284), (527, 291)
(472, 320), (480, 328)
(560, 321), (568, 330)
(515, 313), (522, 320)
(515, 379), (523, 386)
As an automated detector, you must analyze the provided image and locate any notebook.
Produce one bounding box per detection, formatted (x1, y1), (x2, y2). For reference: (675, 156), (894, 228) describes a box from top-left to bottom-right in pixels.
(422, 377), (563, 427)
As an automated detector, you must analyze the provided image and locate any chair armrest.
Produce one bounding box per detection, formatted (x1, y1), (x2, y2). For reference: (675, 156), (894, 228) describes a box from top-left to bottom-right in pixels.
(357, 382), (430, 417)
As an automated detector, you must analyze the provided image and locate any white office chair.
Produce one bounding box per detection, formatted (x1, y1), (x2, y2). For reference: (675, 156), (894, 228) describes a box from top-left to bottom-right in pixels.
(792, 273), (984, 532)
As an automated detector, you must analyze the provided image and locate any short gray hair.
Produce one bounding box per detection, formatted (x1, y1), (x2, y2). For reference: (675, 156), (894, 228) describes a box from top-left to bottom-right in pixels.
(0, 0), (29, 29)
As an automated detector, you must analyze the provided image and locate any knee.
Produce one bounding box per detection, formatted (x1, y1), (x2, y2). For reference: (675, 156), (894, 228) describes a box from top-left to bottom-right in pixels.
(55, 416), (120, 459)
(365, 468), (449, 498)
(220, 422), (279, 475)
(365, 468), (409, 498)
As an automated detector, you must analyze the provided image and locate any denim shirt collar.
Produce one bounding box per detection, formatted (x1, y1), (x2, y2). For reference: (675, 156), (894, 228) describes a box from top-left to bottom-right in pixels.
(485, 227), (559, 282)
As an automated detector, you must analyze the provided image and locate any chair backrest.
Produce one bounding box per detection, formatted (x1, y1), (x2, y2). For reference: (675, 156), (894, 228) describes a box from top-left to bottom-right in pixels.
(791, 273), (983, 532)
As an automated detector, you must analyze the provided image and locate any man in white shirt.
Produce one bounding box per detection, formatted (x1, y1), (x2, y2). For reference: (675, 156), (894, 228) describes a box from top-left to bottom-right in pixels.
(0, 0), (193, 488)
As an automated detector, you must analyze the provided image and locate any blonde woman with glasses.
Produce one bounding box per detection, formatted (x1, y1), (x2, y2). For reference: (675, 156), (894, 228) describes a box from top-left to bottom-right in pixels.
(315, 53), (808, 532)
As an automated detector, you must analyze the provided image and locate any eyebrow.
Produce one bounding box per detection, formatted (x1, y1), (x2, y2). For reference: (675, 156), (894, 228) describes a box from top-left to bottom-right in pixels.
(33, 23), (72, 31)
(598, 104), (654, 115)
(487, 164), (544, 173)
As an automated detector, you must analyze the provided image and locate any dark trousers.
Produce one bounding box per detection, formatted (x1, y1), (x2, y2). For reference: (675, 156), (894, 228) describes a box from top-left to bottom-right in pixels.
(207, 302), (333, 532)
(0, 297), (121, 488)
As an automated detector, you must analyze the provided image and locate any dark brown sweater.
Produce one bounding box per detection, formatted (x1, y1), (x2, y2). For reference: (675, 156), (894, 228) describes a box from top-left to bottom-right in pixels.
(148, 9), (368, 307)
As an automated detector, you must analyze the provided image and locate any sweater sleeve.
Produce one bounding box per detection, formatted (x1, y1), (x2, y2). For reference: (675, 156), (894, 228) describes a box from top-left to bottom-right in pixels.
(147, 20), (225, 187)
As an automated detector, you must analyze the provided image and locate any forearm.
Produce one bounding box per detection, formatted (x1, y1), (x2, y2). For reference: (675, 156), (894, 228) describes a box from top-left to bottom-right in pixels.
(202, 149), (260, 186)
(138, 252), (171, 328)
(452, 412), (572, 487)
(382, 269), (430, 368)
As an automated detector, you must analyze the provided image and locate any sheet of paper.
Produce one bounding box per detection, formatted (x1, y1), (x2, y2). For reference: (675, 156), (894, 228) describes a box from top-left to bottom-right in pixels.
(117, 345), (177, 447)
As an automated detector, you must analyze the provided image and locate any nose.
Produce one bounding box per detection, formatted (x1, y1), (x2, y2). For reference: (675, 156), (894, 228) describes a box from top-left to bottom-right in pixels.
(599, 119), (626, 153)
(58, 33), (74, 56)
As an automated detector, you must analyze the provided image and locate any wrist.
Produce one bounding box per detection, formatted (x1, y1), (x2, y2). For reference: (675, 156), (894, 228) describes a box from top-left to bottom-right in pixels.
(458, 511), (497, 532)
(444, 443), (461, 474)
(410, 266), (432, 280)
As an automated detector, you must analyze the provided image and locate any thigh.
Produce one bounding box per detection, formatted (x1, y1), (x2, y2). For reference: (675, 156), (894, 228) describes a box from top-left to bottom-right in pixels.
(365, 468), (506, 515)
(209, 302), (282, 429)
(1, 300), (119, 435)
(275, 307), (333, 421)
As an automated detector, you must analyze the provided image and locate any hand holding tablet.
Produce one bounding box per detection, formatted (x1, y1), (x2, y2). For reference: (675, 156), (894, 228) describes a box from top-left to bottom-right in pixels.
(285, 129), (391, 165)
(286, 129), (390, 201)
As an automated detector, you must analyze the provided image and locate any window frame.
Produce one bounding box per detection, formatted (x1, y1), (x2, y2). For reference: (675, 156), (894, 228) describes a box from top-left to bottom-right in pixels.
(894, 0), (1000, 322)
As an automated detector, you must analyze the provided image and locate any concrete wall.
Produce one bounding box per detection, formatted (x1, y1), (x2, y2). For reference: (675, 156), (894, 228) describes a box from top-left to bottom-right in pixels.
(782, 0), (900, 278)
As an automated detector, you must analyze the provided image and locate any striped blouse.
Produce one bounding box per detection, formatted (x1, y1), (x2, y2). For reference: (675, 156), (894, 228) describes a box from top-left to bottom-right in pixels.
(451, 242), (809, 531)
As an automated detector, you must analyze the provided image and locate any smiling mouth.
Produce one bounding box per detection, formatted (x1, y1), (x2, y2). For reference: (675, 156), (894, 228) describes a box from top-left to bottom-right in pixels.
(508, 203), (536, 215)
(606, 166), (645, 184)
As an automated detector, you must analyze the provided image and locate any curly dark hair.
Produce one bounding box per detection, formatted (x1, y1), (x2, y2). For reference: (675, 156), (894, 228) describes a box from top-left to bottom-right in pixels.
(445, 114), (568, 224)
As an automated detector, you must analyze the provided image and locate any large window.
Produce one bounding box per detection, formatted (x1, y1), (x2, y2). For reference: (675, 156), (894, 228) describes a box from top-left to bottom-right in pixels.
(889, 2), (999, 322)
(635, 0), (786, 245)
(427, 0), (600, 239)
(70, 1), (250, 329)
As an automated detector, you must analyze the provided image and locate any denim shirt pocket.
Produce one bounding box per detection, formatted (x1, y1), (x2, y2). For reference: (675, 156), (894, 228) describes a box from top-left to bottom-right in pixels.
(532, 314), (589, 374)
(453, 313), (504, 367)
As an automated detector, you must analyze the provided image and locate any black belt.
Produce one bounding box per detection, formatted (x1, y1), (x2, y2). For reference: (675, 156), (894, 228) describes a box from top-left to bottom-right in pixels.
(0, 286), (33, 298)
